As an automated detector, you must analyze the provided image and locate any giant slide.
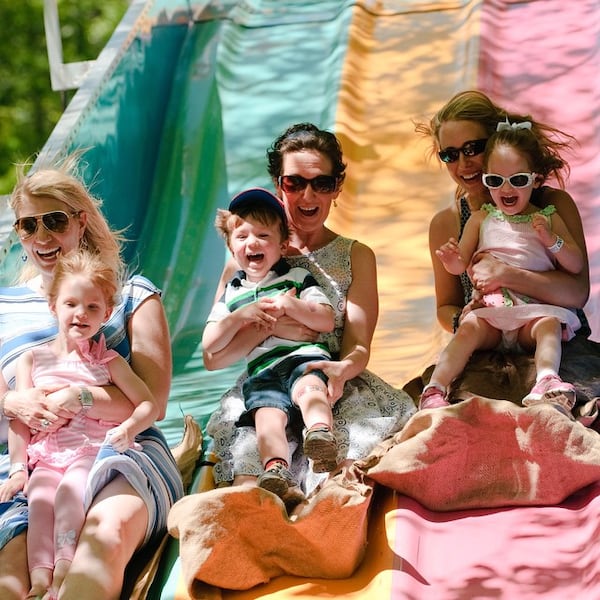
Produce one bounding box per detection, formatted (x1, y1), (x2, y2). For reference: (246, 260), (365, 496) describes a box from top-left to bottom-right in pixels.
(13, 1), (600, 598)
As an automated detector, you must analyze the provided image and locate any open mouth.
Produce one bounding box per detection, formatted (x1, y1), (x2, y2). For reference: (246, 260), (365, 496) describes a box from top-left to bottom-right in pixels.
(299, 206), (318, 216)
(499, 196), (518, 207)
(247, 252), (264, 262)
(36, 248), (61, 260)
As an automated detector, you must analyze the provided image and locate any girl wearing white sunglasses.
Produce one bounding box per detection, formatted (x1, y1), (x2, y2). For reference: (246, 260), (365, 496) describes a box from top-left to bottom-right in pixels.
(421, 117), (583, 413)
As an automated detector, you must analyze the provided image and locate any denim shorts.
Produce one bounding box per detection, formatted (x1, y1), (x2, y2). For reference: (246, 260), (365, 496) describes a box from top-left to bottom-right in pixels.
(0, 451), (28, 549)
(237, 354), (329, 427)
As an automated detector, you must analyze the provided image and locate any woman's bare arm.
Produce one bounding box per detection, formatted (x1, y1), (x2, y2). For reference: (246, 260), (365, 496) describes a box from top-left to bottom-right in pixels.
(213, 257), (239, 303)
(429, 206), (465, 332)
(203, 324), (266, 371)
(338, 241), (378, 376)
(304, 241), (379, 403)
(127, 294), (172, 421)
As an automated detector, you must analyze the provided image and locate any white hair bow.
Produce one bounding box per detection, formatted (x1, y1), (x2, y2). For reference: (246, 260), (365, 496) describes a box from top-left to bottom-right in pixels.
(496, 118), (532, 132)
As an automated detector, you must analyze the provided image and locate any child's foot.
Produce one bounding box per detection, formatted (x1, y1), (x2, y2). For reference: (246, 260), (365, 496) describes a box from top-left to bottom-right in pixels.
(27, 567), (52, 600)
(303, 425), (338, 473)
(522, 374), (576, 411)
(257, 461), (298, 499)
(419, 385), (450, 410)
(47, 557), (70, 600)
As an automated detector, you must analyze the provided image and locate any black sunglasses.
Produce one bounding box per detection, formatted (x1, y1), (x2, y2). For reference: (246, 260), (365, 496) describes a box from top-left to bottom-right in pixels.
(278, 174), (338, 194)
(14, 210), (80, 239)
(438, 139), (488, 164)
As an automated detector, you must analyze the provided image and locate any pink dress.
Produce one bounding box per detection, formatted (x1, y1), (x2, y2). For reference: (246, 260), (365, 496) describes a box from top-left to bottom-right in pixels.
(27, 337), (120, 469)
(470, 203), (581, 345)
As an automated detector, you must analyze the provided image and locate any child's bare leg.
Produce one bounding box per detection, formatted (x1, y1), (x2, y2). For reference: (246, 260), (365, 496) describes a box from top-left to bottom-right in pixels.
(254, 407), (301, 501)
(521, 317), (575, 412)
(528, 317), (562, 374)
(293, 373), (332, 430)
(293, 373), (338, 472)
(254, 407), (289, 468)
(420, 316), (501, 409)
(431, 316), (501, 388)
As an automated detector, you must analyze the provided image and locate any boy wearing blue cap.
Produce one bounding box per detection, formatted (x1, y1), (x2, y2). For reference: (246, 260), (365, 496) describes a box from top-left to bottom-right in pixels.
(203, 188), (338, 503)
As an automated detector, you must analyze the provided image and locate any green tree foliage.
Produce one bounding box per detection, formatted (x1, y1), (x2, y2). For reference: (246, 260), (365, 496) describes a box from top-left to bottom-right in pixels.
(0, 0), (128, 194)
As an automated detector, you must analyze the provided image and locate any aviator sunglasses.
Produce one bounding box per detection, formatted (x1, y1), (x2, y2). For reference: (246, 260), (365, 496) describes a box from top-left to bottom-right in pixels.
(482, 172), (536, 189)
(438, 139), (488, 164)
(278, 174), (338, 194)
(13, 210), (80, 239)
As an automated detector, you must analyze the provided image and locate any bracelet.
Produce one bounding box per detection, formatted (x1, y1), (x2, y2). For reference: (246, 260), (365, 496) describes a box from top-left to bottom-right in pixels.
(547, 236), (564, 254)
(8, 462), (27, 478)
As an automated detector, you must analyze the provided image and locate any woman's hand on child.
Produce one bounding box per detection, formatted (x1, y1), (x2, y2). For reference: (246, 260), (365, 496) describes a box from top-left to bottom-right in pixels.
(468, 252), (506, 292)
(8, 387), (65, 432)
(46, 385), (84, 419)
(0, 472), (26, 502)
(271, 315), (319, 342)
(304, 359), (347, 405)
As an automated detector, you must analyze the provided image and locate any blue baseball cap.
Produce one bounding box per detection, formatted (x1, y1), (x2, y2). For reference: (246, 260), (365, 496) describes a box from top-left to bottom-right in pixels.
(228, 188), (286, 224)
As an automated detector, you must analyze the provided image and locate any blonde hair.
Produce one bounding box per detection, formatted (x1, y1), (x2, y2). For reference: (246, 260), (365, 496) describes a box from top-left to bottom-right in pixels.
(10, 152), (126, 283)
(47, 249), (120, 310)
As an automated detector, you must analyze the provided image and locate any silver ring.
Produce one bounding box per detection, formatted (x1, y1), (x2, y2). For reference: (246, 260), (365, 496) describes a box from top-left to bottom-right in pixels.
(41, 418), (50, 429)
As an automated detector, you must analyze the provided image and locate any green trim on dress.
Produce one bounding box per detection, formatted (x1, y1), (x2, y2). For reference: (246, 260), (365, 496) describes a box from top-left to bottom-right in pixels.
(482, 202), (556, 223)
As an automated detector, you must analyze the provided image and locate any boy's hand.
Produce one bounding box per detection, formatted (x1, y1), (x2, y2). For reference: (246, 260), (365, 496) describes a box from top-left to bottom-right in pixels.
(238, 300), (279, 329)
(265, 287), (297, 317)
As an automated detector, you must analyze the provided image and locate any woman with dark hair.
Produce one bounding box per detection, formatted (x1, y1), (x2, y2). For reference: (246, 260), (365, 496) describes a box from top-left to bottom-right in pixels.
(204, 123), (416, 499)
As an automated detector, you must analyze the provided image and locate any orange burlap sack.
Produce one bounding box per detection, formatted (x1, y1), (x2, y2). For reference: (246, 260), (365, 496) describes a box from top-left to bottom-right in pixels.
(168, 468), (372, 595)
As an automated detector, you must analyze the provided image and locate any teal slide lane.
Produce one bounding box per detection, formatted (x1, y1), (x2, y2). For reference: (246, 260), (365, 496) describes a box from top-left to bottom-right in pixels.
(16, 1), (354, 446)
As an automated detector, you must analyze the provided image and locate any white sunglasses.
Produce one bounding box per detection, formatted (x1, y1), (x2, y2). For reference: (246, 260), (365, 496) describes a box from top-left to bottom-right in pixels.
(482, 172), (536, 189)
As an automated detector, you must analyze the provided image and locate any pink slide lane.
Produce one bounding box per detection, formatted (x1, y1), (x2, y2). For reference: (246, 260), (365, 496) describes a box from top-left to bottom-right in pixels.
(391, 481), (600, 598)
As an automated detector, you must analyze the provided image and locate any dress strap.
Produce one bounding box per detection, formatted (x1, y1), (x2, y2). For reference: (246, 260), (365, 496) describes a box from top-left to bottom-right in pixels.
(458, 196), (473, 303)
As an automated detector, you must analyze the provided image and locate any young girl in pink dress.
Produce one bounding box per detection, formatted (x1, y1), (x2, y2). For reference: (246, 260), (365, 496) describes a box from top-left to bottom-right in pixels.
(0, 250), (158, 600)
(420, 118), (583, 414)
